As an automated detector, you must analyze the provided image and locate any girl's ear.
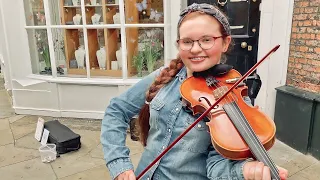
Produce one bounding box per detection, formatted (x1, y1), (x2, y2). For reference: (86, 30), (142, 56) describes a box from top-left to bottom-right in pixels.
(223, 36), (232, 52)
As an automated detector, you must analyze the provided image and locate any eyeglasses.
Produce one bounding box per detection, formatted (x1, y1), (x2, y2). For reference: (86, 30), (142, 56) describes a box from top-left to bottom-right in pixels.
(176, 36), (223, 51)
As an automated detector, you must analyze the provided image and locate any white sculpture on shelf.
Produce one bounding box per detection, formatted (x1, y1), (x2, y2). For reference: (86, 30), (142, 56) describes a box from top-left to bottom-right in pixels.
(90, 0), (97, 5)
(75, 45), (85, 69)
(113, 13), (120, 24)
(116, 47), (122, 69)
(91, 13), (101, 25)
(111, 61), (118, 70)
(72, 0), (79, 6)
(73, 14), (82, 25)
(96, 46), (106, 70)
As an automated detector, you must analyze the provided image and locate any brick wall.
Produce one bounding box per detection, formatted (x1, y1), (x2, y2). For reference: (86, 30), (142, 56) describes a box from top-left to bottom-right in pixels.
(287, 0), (320, 92)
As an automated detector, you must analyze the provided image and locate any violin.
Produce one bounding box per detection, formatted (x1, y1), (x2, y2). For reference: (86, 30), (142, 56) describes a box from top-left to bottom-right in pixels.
(137, 45), (281, 180)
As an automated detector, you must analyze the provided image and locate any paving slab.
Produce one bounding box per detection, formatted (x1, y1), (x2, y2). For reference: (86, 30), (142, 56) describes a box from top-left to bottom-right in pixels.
(0, 144), (39, 168)
(51, 154), (105, 178)
(0, 90), (15, 118)
(289, 162), (320, 179)
(59, 165), (111, 180)
(0, 158), (56, 180)
(0, 118), (14, 146)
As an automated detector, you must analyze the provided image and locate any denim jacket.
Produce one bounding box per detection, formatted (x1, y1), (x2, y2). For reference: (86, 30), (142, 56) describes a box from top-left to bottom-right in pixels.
(101, 67), (250, 180)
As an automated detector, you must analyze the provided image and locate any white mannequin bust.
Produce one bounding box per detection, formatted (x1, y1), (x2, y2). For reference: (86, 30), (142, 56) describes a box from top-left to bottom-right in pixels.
(73, 14), (82, 25)
(91, 13), (101, 25)
(96, 46), (106, 70)
(75, 45), (85, 69)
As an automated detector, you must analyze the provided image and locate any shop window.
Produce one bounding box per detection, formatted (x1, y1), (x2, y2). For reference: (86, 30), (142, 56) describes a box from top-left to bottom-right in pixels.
(23, 0), (166, 79)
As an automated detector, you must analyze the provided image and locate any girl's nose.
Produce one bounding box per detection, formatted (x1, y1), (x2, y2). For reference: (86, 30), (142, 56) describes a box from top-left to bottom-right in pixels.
(190, 41), (202, 53)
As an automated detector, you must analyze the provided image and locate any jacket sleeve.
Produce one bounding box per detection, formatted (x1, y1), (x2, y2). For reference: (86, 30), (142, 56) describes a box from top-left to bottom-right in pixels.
(100, 68), (162, 179)
(206, 145), (247, 180)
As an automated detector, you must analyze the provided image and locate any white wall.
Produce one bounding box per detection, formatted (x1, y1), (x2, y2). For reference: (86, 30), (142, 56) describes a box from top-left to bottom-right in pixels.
(255, 0), (294, 118)
(0, 0), (12, 90)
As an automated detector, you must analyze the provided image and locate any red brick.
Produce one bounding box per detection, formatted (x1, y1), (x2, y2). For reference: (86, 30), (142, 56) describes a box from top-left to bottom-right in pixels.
(295, 14), (308, 20)
(303, 20), (312, 26)
(310, 1), (320, 7)
(292, 21), (299, 26)
(298, 58), (308, 64)
(299, 46), (308, 52)
(301, 2), (309, 7)
(306, 27), (317, 33)
(315, 48), (320, 54)
(301, 34), (311, 39)
(305, 7), (315, 13)
(306, 40), (318, 46)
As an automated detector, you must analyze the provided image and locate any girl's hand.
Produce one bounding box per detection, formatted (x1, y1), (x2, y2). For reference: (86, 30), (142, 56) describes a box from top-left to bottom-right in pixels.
(243, 161), (288, 180)
(115, 170), (136, 180)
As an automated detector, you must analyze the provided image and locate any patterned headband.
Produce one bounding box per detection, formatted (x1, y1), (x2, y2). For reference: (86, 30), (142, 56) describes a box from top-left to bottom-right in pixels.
(177, 3), (231, 37)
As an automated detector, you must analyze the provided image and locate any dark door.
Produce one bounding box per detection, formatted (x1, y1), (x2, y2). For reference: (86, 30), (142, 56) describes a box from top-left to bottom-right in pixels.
(187, 0), (262, 103)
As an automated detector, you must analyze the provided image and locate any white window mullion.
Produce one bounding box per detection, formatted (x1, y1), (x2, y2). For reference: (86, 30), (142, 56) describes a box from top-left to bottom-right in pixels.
(80, 0), (91, 79)
(163, 0), (170, 66)
(43, 0), (57, 77)
(119, 0), (127, 80)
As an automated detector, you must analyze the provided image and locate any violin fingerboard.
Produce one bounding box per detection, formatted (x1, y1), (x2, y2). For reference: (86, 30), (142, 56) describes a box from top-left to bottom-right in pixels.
(223, 102), (280, 180)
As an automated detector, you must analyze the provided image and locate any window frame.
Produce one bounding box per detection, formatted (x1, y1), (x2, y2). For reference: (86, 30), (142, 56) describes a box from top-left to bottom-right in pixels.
(24, 0), (171, 84)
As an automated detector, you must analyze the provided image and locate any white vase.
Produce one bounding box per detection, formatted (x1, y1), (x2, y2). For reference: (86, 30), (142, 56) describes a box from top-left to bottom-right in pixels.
(90, 0), (97, 5)
(111, 61), (118, 70)
(113, 13), (120, 24)
(72, 0), (79, 6)
(73, 14), (82, 25)
(96, 46), (106, 69)
(75, 46), (85, 69)
(116, 47), (122, 69)
(91, 13), (101, 25)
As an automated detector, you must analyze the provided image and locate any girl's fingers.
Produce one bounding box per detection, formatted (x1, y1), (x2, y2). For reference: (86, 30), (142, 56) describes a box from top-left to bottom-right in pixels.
(262, 166), (271, 180)
(254, 162), (264, 180)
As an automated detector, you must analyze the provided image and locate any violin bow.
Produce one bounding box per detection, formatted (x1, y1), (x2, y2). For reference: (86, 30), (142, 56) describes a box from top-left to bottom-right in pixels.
(136, 45), (280, 179)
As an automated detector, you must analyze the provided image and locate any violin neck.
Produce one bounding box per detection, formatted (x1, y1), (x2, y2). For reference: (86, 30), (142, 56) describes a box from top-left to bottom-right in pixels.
(223, 101), (280, 180)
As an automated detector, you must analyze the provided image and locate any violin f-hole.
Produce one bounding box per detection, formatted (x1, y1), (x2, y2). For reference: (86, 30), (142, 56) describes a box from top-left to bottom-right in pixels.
(198, 97), (219, 109)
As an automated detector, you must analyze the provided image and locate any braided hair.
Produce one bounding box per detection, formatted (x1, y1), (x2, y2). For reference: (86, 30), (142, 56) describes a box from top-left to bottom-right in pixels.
(138, 58), (184, 146)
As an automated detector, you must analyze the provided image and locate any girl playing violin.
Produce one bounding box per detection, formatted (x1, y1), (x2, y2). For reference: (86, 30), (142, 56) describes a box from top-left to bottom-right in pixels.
(101, 3), (288, 180)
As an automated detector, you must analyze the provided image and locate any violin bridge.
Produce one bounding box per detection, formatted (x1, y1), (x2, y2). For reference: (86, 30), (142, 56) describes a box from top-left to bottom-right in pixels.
(213, 86), (229, 99)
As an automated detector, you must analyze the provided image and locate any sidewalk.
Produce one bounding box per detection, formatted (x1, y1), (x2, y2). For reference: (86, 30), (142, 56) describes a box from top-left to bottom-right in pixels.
(0, 77), (319, 180)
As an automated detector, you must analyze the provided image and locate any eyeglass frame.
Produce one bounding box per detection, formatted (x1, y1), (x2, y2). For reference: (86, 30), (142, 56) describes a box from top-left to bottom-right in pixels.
(176, 36), (224, 51)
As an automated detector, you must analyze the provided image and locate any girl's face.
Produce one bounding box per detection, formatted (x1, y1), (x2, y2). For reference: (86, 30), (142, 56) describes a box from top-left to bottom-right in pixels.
(178, 13), (231, 73)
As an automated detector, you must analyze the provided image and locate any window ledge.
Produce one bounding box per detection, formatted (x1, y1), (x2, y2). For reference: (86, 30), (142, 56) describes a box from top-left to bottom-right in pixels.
(27, 74), (141, 86)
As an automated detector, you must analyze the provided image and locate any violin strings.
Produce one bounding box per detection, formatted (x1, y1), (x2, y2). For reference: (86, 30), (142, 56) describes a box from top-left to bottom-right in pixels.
(211, 80), (280, 179)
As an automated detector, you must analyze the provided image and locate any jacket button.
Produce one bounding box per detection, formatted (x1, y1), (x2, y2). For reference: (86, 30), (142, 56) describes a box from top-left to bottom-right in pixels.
(198, 124), (202, 128)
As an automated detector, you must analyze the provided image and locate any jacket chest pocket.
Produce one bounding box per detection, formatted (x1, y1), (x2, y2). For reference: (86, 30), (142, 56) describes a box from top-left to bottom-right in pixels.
(181, 114), (211, 153)
(149, 98), (165, 130)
